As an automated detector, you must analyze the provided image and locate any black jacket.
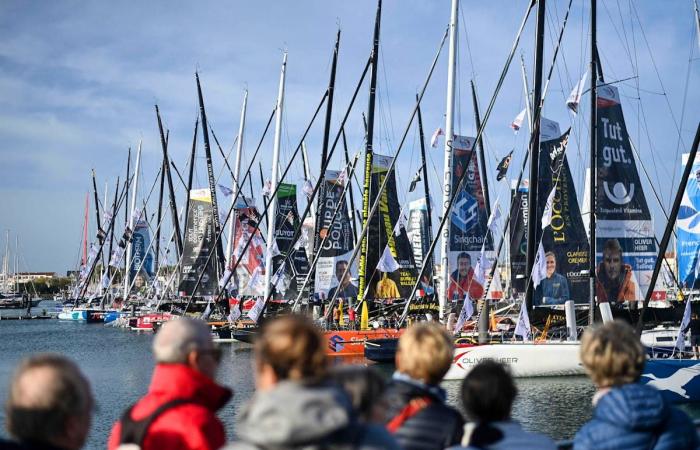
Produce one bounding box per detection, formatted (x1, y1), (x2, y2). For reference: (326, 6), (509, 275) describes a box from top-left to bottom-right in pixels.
(383, 378), (464, 450)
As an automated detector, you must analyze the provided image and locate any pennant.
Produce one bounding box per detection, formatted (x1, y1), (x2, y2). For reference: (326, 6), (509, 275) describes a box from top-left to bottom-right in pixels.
(228, 307), (241, 323)
(101, 272), (111, 289)
(393, 207), (407, 237)
(377, 246), (400, 273)
(247, 296), (266, 322)
(430, 127), (444, 148)
(302, 179), (314, 197)
(532, 241), (547, 289)
(102, 210), (114, 224)
(486, 201), (501, 234)
(676, 298), (692, 352)
(454, 294), (474, 333)
(514, 297), (531, 341)
(473, 250), (489, 287)
(541, 187), (556, 230)
(201, 301), (212, 321)
(496, 151), (513, 181)
(408, 169), (422, 192)
(262, 180), (272, 197)
(510, 109), (527, 132)
(271, 265), (288, 295)
(337, 169), (348, 186)
(566, 71), (588, 114)
(218, 184), (234, 196)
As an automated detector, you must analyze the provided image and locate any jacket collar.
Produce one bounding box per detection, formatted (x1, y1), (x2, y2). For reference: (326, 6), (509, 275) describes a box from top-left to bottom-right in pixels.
(392, 371), (447, 402)
(149, 363), (232, 411)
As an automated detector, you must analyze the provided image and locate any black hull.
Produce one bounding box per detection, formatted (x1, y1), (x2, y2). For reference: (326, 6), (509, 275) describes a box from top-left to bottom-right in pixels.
(364, 338), (399, 363)
(232, 328), (259, 343)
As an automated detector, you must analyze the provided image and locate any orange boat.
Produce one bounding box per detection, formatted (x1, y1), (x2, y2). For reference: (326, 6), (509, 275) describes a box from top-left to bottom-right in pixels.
(324, 328), (404, 356)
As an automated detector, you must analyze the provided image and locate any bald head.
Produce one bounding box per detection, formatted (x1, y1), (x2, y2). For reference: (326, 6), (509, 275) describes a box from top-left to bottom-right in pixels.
(153, 317), (214, 364)
(6, 354), (93, 449)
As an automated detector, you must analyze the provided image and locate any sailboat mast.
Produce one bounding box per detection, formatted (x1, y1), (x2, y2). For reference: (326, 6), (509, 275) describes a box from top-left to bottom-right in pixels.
(107, 176), (119, 284)
(342, 129), (359, 245)
(471, 80), (491, 219)
(438, 0), (458, 319)
(301, 142), (317, 218)
(357, 0), (382, 306)
(123, 141), (142, 299)
(154, 147), (166, 274)
(226, 90), (248, 266)
(91, 170), (103, 245)
(124, 148), (131, 228)
(263, 52), (288, 301)
(588, 0), (597, 325)
(416, 94), (434, 278)
(83, 192), (89, 267)
(183, 117), (199, 241)
(156, 105), (183, 259)
(524, 0), (546, 312)
(196, 74), (227, 274)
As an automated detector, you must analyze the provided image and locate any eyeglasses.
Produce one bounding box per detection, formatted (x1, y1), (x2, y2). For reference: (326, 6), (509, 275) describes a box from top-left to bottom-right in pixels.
(199, 346), (222, 363)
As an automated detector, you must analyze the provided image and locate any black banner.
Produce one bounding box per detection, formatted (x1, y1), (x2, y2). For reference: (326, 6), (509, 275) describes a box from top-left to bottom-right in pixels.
(272, 183), (310, 300)
(509, 180), (529, 294)
(178, 189), (217, 296)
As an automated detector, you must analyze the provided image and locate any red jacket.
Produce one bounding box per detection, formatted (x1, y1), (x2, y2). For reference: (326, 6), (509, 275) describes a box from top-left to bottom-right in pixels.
(108, 364), (232, 450)
(446, 268), (484, 302)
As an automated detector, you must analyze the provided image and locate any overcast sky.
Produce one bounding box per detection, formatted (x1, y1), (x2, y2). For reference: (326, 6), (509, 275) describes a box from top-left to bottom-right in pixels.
(0, 0), (698, 274)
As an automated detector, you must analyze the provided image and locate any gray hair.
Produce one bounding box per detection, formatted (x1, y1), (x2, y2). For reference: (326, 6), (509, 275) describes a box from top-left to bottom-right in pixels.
(5, 353), (93, 444)
(153, 317), (213, 363)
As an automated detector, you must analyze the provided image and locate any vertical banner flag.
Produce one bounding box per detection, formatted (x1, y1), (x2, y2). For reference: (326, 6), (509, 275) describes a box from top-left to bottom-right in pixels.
(677, 153), (700, 289)
(178, 189), (218, 296)
(509, 179), (529, 294)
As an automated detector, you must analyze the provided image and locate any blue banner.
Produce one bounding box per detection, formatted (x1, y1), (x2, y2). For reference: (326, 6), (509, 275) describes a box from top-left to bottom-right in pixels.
(130, 220), (154, 282)
(677, 153), (700, 288)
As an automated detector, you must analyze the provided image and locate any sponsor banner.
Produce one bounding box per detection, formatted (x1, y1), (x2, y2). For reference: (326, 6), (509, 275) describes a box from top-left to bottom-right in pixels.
(595, 85), (655, 302)
(677, 153), (700, 288)
(407, 198), (432, 277)
(509, 179), (529, 294)
(363, 154), (419, 299)
(535, 127), (590, 304)
(271, 183), (310, 300)
(130, 220), (154, 282)
(231, 200), (266, 297)
(314, 170), (355, 299)
(178, 189), (218, 296)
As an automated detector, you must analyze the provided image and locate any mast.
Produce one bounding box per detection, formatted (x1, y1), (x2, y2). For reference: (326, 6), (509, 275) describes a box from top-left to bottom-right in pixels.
(471, 80), (491, 218)
(82, 192), (89, 267)
(154, 148), (166, 274)
(519, 55), (534, 132)
(124, 148), (131, 228)
(123, 141), (142, 299)
(106, 176), (119, 285)
(342, 129), (359, 245)
(524, 0), (546, 313)
(588, 0), (597, 325)
(195, 74), (227, 274)
(301, 142), (317, 218)
(416, 94), (434, 279)
(156, 105), (183, 258)
(183, 117), (199, 240)
(91, 170), (103, 246)
(226, 90), (248, 266)
(263, 52), (288, 301)
(357, 0), (382, 306)
(438, 0), (458, 319)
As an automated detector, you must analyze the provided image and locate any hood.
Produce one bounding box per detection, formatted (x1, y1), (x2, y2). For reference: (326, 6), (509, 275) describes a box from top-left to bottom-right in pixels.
(148, 363), (232, 412)
(594, 383), (669, 431)
(235, 381), (352, 446)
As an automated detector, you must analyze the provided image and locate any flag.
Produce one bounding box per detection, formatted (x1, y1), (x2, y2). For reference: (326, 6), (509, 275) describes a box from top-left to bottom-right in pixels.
(248, 297), (266, 322)
(262, 180), (272, 197)
(218, 184), (234, 196)
(514, 297), (531, 341)
(676, 298), (692, 352)
(541, 187), (556, 230)
(109, 247), (125, 267)
(486, 201), (501, 234)
(473, 250), (488, 287)
(201, 301), (212, 320)
(130, 209), (143, 224)
(377, 246), (400, 273)
(101, 272), (111, 289)
(496, 151), (513, 181)
(408, 168), (422, 192)
(246, 266), (264, 292)
(566, 71), (588, 114)
(271, 265), (287, 295)
(337, 169), (348, 186)
(510, 109), (527, 131)
(393, 207), (407, 237)
(454, 294), (475, 333)
(218, 269), (232, 289)
(228, 307), (241, 323)
(532, 241), (547, 288)
(268, 239), (281, 257)
(430, 127), (444, 148)
(302, 179), (314, 197)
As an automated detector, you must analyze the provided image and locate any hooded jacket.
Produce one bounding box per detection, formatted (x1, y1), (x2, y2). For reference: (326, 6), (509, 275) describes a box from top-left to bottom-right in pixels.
(108, 364), (232, 450)
(225, 380), (399, 450)
(573, 383), (698, 450)
(447, 421), (556, 450)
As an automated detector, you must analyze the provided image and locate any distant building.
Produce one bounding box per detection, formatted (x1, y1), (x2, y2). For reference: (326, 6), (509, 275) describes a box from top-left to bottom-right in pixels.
(14, 272), (56, 284)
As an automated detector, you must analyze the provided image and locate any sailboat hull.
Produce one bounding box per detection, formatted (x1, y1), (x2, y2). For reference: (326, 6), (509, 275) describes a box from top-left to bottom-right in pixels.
(445, 342), (584, 379)
(641, 359), (700, 403)
(325, 329), (404, 356)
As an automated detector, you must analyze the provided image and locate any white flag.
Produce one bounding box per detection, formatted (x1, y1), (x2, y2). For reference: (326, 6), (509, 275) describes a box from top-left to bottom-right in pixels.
(566, 71), (588, 114)
(510, 108), (527, 132)
(262, 180), (272, 197)
(218, 269), (232, 289)
(101, 272), (111, 289)
(268, 239), (281, 258)
(514, 297), (531, 341)
(302, 179), (314, 197)
(377, 246), (400, 273)
(248, 297), (266, 322)
(393, 207), (407, 237)
(454, 294), (475, 333)
(486, 201), (501, 234)
(541, 187), (556, 230)
(109, 247), (125, 267)
(228, 307), (241, 323)
(473, 250), (489, 287)
(532, 241), (547, 288)
(246, 266), (264, 292)
(201, 301), (212, 320)
(430, 127), (444, 148)
(676, 298), (692, 352)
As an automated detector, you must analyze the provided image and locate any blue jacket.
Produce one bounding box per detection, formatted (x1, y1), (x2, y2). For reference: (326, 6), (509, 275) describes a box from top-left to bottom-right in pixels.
(573, 383), (698, 450)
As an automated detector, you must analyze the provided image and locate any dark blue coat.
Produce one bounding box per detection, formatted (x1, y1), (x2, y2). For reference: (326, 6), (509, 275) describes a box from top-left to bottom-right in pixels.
(573, 383), (698, 450)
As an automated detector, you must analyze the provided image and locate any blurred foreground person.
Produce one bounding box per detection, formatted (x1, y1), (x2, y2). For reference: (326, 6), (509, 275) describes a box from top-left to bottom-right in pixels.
(573, 321), (697, 450)
(329, 365), (387, 423)
(2, 354), (94, 450)
(108, 317), (231, 450)
(383, 322), (464, 450)
(448, 360), (555, 450)
(225, 314), (399, 450)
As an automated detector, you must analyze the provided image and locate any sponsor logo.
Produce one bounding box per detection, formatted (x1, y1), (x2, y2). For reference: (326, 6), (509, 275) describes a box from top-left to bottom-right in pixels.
(453, 349), (519, 371)
(328, 335), (344, 352)
(452, 191), (478, 233)
(603, 181), (635, 205)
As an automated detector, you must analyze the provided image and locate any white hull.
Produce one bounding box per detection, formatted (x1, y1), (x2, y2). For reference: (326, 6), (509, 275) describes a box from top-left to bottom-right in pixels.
(445, 342), (584, 380)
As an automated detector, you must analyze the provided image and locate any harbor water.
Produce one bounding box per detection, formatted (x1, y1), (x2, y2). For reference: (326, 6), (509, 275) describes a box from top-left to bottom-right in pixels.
(0, 311), (698, 449)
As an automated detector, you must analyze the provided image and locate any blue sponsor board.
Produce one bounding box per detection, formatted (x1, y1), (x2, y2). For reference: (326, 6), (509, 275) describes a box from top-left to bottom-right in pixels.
(641, 359), (700, 403)
(677, 155), (700, 289)
(451, 190), (479, 234)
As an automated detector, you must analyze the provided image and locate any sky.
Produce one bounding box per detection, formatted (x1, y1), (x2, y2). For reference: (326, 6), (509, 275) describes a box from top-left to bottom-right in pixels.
(0, 0), (698, 275)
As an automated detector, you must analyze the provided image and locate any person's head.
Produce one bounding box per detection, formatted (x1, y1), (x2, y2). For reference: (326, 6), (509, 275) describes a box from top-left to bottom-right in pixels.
(461, 360), (516, 422)
(580, 321), (645, 388)
(396, 322), (454, 385)
(457, 252), (472, 277)
(329, 365), (387, 423)
(254, 314), (327, 390)
(545, 252), (557, 277)
(335, 260), (351, 286)
(153, 317), (221, 380)
(5, 354), (94, 450)
(602, 239), (624, 281)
